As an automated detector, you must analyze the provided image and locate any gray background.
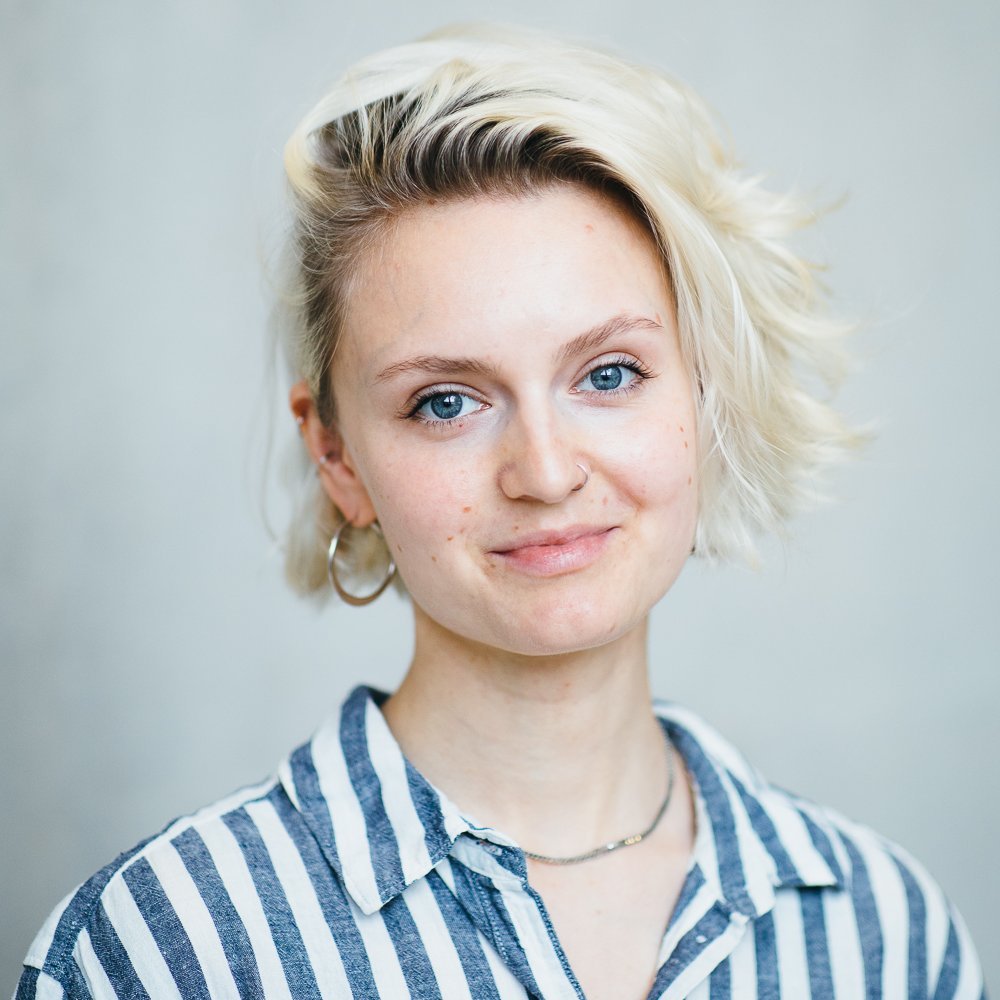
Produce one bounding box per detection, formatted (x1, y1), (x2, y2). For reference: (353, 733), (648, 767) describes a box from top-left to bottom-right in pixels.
(3, 0), (997, 990)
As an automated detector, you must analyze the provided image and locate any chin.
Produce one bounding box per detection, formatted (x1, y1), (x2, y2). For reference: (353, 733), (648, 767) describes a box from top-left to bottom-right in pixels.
(486, 595), (640, 658)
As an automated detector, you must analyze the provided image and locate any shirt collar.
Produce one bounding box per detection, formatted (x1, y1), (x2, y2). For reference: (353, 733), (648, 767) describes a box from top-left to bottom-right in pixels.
(279, 685), (844, 916)
(655, 701), (845, 919)
(278, 685), (473, 914)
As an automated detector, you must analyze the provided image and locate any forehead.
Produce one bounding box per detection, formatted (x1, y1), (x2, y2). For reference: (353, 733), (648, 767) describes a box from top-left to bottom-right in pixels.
(338, 184), (671, 374)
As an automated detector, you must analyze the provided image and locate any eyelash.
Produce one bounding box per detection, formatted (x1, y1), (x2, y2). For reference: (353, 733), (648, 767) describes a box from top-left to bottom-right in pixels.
(404, 384), (488, 428)
(404, 355), (655, 427)
(575, 355), (655, 397)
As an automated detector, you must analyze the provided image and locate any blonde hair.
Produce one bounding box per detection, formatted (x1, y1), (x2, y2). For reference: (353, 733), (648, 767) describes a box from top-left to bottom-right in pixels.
(279, 23), (858, 596)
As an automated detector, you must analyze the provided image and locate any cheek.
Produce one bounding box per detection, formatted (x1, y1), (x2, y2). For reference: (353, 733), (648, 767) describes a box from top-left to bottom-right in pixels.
(364, 453), (480, 571)
(603, 424), (699, 572)
(610, 413), (698, 500)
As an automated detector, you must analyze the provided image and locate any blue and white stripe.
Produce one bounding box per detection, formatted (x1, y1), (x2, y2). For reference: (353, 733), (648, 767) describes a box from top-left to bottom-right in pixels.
(16, 686), (986, 999)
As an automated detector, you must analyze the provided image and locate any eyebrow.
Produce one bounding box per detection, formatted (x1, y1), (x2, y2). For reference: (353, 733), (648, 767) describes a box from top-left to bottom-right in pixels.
(373, 312), (664, 384)
(554, 313), (663, 366)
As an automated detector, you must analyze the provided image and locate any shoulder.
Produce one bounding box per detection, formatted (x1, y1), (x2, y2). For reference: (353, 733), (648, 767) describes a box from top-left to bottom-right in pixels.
(15, 773), (289, 1000)
(654, 700), (985, 997)
(15, 685), (451, 1000)
(789, 795), (984, 997)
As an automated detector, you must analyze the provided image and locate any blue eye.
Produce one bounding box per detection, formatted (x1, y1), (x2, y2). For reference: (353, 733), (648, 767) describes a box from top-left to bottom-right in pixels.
(574, 356), (654, 396)
(415, 391), (482, 422)
(587, 365), (624, 390)
(579, 363), (639, 393)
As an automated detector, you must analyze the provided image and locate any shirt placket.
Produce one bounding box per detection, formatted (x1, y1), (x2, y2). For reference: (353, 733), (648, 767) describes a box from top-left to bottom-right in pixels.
(646, 863), (753, 999)
(448, 836), (583, 999)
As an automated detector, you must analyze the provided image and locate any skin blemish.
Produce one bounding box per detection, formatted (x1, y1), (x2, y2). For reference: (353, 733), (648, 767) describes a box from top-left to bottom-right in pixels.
(462, 506), (471, 513)
(447, 536), (454, 542)
(684, 441), (689, 448)
(687, 476), (692, 486)
(602, 496), (608, 506)
(679, 425), (684, 432)
(431, 555), (438, 563)
(584, 223), (594, 233)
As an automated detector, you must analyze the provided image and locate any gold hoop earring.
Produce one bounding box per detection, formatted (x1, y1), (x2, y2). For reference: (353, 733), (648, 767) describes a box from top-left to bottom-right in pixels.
(327, 521), (397, 606)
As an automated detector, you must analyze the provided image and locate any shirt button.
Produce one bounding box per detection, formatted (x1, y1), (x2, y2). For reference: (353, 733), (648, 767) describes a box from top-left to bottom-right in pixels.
(695, 934), (707, 945)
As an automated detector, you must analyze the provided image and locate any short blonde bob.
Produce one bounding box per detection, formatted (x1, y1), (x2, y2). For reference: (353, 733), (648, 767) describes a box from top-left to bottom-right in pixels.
(279, 23), (857, 597)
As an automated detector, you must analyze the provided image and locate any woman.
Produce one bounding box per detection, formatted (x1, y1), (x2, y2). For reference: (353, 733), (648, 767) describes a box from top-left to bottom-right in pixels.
(17, 25), (984, 1000)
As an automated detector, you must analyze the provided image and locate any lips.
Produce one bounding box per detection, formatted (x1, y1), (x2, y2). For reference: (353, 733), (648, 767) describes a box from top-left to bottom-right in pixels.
(489, 525), (617, 577)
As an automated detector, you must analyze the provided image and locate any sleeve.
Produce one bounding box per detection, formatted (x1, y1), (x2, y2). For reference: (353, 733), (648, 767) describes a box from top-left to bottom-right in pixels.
(14, 836), (163, 1000)
(13, 966), (81, 1000)
(928, 901), (986, 1000)
(817, 804), (987, 1000)
(15, 890), (109, 1000)
(886, 841), (986, 1000)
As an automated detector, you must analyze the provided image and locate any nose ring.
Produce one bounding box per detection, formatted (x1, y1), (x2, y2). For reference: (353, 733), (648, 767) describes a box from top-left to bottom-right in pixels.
(572, 463), (590, 492)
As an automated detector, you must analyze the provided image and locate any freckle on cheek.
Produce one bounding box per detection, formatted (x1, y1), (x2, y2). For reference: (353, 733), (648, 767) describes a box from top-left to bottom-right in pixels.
(684, 441), (688, 449)
(687, 476), (692, 486)
(446, 536), (454, 542)
(679, 425), (684, 432)
(462, 506), (471, 513)
(431, 555), (437, 563)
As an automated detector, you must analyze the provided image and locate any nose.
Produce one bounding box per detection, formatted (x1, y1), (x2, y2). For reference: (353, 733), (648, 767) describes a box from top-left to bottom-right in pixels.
(497, 410), (587, 503)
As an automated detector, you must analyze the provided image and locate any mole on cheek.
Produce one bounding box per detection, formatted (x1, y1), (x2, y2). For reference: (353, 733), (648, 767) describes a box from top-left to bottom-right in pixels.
(446, 536), (454, 542)
(687, 476), (692, 486)
(431, 555), (437, 562)
(462, 506), (472, 513)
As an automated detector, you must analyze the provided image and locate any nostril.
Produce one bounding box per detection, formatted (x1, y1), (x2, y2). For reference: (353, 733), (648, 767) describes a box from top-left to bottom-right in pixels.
(498, 456), (590, 504)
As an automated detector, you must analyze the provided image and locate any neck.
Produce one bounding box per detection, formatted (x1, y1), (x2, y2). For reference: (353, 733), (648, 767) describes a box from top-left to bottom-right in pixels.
(380, 607), (670, 857)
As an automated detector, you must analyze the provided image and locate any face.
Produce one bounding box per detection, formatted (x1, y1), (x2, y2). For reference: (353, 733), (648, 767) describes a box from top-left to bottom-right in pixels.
(299, 184), (698, 657)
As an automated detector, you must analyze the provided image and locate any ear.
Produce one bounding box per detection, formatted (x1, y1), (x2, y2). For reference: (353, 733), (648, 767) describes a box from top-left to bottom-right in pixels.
(289, 380), (378, 528)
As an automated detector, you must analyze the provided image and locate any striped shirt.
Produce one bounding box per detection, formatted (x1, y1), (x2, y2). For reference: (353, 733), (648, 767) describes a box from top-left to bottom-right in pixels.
(16, 685), (985, 999)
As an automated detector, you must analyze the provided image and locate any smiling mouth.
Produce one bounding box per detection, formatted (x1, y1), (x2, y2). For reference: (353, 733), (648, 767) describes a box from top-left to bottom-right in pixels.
(489, 526), (617, 577)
